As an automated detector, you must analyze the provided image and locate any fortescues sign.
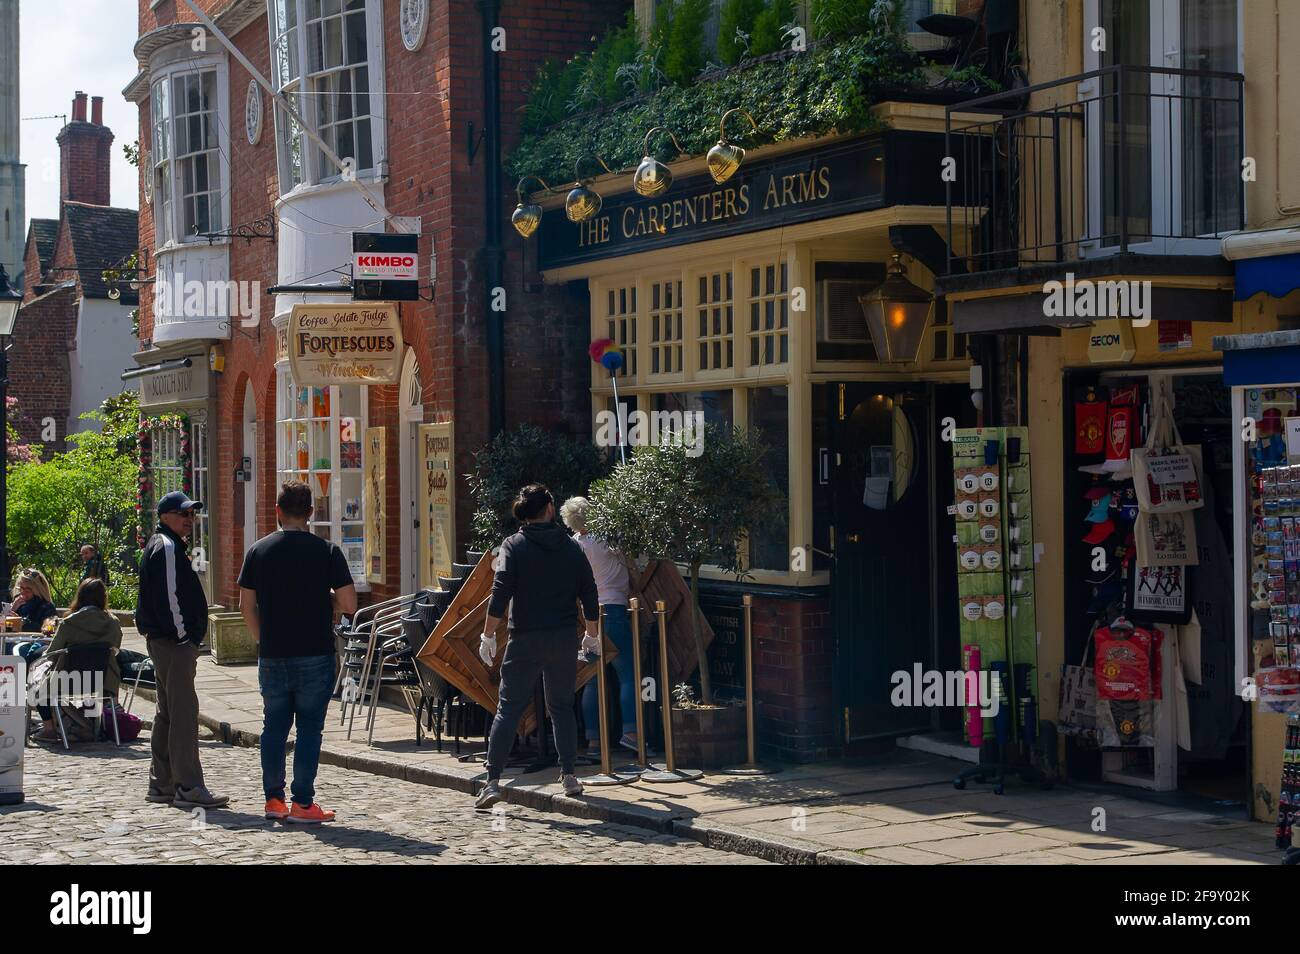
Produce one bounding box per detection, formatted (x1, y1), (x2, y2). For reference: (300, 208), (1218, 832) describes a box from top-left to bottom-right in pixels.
(287, 303), (404, 385)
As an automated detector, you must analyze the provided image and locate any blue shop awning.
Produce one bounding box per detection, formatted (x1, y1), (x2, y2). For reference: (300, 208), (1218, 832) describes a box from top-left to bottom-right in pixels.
(1214, 330), (1300, 387)
(1232, 252), (1300, 301)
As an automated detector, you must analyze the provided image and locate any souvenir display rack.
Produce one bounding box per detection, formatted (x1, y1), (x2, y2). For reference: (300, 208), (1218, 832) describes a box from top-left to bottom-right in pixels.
(949, 426), (1041, 792)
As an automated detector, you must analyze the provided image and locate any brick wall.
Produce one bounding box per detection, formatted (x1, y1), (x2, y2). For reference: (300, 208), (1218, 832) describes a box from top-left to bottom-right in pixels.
(8, 284), (77, 453)
(751, 593), (838, 762)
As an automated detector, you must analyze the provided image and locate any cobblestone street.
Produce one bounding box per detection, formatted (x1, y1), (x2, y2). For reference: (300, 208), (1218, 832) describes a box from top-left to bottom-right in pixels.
(0, 737), (767, 865)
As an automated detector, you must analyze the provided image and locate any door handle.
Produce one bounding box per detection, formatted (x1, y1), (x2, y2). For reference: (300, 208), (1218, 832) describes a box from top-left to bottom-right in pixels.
(846, 533), (862, 544)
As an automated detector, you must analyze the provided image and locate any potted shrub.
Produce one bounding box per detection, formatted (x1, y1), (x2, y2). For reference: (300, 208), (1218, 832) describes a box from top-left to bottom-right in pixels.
(587, 424), (783, 767)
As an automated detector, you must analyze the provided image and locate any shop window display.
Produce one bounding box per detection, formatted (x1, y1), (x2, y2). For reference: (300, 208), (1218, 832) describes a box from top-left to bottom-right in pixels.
(275, 367), (369, 582)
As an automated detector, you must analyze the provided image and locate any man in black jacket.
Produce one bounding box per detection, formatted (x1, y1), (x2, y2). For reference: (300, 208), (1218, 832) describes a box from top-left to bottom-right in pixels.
(475, 484), (600, 810)
(136, 491), (228, 809)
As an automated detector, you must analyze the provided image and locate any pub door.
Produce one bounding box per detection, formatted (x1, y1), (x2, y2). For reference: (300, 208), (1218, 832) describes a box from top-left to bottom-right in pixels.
(830, 384), (942, 741)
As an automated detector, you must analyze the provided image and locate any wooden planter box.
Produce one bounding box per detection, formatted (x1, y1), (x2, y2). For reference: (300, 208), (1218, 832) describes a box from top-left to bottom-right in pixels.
(209, 611), (257, 665)
(670, 701), (747, 770)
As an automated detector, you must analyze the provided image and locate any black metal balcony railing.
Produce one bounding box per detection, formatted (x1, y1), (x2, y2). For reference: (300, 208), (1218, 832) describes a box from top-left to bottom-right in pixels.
(944, 64), (1245, 274)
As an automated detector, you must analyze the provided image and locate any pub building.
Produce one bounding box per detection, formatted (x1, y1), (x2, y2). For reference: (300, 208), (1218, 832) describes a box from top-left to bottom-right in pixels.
(527, 103), (984, 762)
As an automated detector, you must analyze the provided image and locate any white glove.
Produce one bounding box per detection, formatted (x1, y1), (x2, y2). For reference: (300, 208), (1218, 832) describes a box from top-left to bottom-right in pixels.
(580, 634), (600, 656)
(478, 633), (498, 667)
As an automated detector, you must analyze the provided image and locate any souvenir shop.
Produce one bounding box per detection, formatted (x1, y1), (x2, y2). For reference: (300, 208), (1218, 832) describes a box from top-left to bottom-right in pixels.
(1213, 328), (1300, 848)
(1057, 359), (1246, 798)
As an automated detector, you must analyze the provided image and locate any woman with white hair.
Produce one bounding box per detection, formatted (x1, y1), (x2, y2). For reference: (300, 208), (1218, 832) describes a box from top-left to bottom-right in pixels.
(560, 495), (639, 756)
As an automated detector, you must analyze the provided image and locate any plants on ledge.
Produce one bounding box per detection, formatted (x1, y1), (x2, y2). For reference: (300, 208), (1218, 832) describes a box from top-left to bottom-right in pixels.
(508, 30), (923, 188)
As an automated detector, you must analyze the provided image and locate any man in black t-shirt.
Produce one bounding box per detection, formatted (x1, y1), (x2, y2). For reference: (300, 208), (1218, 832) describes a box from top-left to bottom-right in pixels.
(238, 481), (356, 824)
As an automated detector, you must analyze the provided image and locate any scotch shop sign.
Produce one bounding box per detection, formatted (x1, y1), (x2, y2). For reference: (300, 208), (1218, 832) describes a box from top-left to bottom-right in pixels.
(534, 131), (952, 270)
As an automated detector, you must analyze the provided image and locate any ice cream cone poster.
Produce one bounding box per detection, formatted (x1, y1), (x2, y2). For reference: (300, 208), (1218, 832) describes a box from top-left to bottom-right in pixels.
(364, 427), (386, 584)
(419, 422), (455, 590)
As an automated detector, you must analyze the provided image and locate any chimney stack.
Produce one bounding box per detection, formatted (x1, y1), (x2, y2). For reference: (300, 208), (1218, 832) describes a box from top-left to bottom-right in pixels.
(57, 91), (113, 207)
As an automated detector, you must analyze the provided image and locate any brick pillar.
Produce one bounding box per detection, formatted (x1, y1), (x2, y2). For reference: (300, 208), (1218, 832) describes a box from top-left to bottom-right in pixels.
(751, 594), (837, 762)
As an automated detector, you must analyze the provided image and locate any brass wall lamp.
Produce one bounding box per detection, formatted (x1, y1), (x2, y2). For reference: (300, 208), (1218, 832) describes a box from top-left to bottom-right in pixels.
(566, 155), (615, 223)
(511, 175), (553, 238)
(633, 127), (686, 197)
(707, 108), (759, 184)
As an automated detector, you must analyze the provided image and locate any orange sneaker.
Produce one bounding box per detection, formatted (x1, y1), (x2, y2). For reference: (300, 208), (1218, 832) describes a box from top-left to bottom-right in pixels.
(287, 802), (336, 824)
(264, 797), (290, 820)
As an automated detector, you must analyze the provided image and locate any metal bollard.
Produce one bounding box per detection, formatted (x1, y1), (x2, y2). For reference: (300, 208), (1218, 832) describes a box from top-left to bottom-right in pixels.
(642, 598), (702, 783)
(721, 593), (781, 775)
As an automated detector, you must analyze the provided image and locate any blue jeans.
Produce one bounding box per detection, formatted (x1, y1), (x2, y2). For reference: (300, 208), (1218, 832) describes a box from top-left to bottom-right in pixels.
(582, 604), (637, 741)
(259, 655), (334, 806)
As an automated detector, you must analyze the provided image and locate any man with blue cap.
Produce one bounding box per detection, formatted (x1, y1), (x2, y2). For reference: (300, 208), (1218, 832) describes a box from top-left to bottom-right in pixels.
(136, 491), (228, 810)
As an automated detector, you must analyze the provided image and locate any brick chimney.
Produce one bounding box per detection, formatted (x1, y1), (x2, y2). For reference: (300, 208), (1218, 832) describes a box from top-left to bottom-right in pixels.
(57, 90), (114, 207)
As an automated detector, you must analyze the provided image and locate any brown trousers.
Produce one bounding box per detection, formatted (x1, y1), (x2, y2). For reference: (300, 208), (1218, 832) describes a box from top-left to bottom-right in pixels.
(147, 637), (204, 792)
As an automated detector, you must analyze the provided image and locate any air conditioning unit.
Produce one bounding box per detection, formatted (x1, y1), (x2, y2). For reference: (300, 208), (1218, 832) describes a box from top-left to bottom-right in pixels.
(817, 278), (875, 344)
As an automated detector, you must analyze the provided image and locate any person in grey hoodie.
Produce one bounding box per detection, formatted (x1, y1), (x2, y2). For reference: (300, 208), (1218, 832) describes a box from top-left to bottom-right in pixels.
(33, 578), (122, 743)
(475, 484), (600, 810)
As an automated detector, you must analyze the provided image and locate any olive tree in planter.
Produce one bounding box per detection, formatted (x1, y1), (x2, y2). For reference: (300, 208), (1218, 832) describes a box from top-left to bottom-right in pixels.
(586, 423), (783, 708)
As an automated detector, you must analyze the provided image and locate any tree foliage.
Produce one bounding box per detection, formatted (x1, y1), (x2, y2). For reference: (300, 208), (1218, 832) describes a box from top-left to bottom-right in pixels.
(5, 391), (139, 606)
(467, 424), (612, 552)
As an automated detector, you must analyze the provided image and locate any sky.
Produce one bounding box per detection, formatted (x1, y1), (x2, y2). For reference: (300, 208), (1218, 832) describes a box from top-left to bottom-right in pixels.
(19, 0), (141, 223)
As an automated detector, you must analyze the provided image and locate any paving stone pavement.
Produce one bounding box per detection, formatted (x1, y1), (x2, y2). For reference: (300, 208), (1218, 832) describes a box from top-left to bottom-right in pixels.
(0, 737), (768, 865)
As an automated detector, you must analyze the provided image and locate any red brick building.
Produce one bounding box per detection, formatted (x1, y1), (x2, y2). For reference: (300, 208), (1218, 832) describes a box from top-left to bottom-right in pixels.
(126, 0), (624, 603)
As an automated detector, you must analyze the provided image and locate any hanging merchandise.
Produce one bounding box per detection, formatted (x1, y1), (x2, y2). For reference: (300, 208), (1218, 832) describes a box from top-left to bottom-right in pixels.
(1075, 387), (1107, 455)
(1134, 509), (1199, 567)
(1095, 617), (1157, 701)
(1059, 628), (1099, 743)
(963, 645), (983, 748)
(1255, 666), (1300, 714)
(1126, 564), (1193, 625)
(1091, 384), (1141, 475)
(1131, 396), (1204, 513)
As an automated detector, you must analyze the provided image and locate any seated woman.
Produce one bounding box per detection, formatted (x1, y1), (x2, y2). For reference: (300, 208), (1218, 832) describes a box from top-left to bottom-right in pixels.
(34, 578), (122, 744)
(10, 568), (57, 633)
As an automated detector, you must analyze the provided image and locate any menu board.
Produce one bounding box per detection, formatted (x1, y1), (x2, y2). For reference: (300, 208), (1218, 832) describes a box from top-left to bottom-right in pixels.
(364, 427), (385, 584)
(419, 422), (455, 590)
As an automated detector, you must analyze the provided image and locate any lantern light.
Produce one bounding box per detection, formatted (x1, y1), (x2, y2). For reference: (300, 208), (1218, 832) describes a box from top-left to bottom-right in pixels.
(565, 155), (614, 224)
(633, 127), (685, 198)
(859, 254), (935, 364)
(706, 108), (759, 185)
(511, 175), (552, 238)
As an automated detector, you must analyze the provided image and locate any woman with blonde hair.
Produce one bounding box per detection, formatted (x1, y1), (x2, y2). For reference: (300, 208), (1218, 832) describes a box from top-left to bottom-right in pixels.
(8, 568), (57, 633)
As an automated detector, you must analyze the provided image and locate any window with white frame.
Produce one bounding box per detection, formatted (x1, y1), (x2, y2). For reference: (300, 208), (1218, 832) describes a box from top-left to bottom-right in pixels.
(647, 278), (683, 376)
(747, 260), (789, 368)
(150, 80), (174, 246)
(150, 426), (185, 508)
(697, 269), (734, 372)
(190, 420), (210, 573)
(151, 71), (223, 242)
(275, 365), (369, 582)
(603, 284), (637, 378)
(268, 0), (383, 193)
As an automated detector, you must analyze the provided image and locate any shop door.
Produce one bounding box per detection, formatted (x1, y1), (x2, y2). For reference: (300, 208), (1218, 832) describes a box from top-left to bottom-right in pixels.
(831, 384), (935, 740)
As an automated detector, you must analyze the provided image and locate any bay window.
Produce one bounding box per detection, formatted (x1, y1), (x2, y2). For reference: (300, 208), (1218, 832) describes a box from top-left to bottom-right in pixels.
(268, 0), (385, 193)
(275, 366), (370, 583)
(150, 70), (223, 244)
